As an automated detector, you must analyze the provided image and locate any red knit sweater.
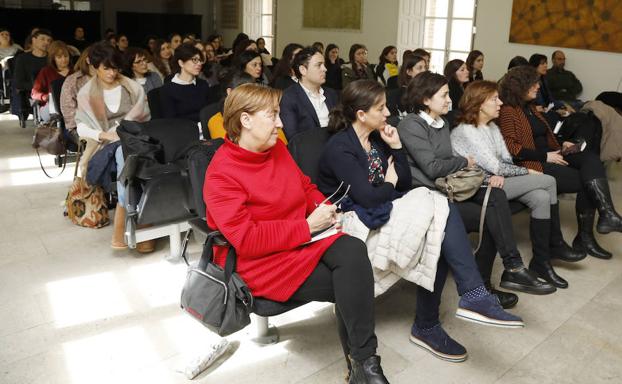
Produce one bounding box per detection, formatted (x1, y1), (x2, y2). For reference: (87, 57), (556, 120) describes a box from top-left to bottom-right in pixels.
(31, 66), (69, 105)
(204, 138), (343, 302)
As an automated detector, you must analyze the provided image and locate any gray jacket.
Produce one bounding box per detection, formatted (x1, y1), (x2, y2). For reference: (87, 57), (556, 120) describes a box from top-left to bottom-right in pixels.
(398, 113), (467, 188)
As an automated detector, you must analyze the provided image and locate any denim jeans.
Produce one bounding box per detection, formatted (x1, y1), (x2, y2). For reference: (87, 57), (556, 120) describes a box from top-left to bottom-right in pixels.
(115, 145), (125, 206)
(415, 203), (484, 328)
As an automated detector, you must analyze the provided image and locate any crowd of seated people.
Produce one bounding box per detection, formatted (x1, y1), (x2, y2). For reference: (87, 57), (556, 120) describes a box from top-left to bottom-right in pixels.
(5, 23), (622, 383)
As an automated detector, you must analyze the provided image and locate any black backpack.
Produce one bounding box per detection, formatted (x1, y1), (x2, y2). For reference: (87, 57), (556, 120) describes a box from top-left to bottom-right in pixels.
(186, 138), (225, 218)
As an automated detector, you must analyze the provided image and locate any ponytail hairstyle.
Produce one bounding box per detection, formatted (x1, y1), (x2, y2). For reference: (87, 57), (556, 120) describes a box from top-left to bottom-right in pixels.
(327, 79), (386, 133)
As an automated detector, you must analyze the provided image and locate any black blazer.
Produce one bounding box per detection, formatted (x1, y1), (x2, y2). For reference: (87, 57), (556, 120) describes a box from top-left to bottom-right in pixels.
(317, 126), (412, 209)
(280, 83), (338, 141)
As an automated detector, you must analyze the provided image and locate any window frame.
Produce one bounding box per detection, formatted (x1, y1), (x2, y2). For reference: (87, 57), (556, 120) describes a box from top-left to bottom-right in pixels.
(422, 0), (477, 72)
(259, 0), (275, 55)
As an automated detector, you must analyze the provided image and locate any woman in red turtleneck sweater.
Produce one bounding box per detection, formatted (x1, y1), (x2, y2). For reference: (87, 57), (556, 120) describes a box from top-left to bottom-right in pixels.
(203, 84), (389, 383)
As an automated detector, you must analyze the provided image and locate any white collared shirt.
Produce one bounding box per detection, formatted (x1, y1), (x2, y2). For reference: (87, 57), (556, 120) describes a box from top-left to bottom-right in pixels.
(418, 111), (445, 129)
(172, 73), (196, 85)
(300, 82), (330, 128)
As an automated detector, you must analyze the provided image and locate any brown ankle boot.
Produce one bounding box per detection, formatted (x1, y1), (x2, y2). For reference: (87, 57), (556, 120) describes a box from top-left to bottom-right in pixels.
(111, 204), (127, 250)
(136, 224), (156, 253)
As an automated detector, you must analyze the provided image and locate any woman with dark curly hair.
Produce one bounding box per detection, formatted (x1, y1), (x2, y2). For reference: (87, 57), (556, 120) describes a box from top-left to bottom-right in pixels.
(498, 65), (620, 264)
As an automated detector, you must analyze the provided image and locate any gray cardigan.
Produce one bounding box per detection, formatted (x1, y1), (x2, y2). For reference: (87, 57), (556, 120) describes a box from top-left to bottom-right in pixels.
(398, 113), (467, 188)
(451, 122), (528, 178)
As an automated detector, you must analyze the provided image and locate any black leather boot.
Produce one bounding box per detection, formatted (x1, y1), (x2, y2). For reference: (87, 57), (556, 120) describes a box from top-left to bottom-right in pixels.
(484, 280), (518, 309)
(585, 178), (622, 234)
(528, 217), (568, 289)
(349, 355), (389, 384)
(572, 210), (613, 259)
(549, 203), (586, 262)
(500, 267), (556, 295)
(529, 259), (568, 288)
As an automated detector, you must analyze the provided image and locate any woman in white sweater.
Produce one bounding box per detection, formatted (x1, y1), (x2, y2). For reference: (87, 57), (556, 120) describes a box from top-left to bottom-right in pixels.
(451, 80), (584, 290)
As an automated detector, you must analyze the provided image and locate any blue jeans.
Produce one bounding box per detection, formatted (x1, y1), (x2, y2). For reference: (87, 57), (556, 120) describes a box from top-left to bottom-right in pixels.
(115, 145), (125, 206)
(415, 203), (484, 328)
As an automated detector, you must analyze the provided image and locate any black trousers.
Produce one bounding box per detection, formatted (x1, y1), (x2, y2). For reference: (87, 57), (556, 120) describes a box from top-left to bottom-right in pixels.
(543, 151), (606, 212)
(456, 187), (524, 276)
(290, 235), (377, 361)
(415, 203), (484, 329)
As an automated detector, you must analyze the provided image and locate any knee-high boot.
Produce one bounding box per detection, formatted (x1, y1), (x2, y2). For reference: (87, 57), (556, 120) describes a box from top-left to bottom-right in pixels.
(549, 203), (586, 262)
(528, 218), (568, 289)
(585, 178), (622, 233)
(572, 208), (613, 259)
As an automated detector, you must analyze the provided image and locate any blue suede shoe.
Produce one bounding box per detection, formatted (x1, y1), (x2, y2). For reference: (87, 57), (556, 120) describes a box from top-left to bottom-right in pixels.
(456, 294), (524, 328)
(409, 323), (468, 362)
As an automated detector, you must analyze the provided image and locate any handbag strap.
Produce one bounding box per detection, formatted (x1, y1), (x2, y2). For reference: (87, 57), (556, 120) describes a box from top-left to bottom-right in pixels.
(193, 232), (238, 284)
(473, 185), (492, 254)
(35, 148), (67, 179)
(73, 141), (85, 179)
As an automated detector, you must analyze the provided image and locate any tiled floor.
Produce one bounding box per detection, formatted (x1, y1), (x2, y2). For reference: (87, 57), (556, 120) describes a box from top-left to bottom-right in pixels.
(1, 115), (621, 384)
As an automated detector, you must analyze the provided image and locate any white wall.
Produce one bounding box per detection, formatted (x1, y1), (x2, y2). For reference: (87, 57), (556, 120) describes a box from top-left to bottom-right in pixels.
(474, 0), (622, 100)
(213, 0), (243, 48)
(275, 0), (399, 62)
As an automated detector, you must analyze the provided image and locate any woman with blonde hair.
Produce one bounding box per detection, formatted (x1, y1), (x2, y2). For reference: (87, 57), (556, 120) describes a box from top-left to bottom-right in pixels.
(204, 83), (389, 383)
(60, 45), (93, 134)
(31, 40), (73, 120)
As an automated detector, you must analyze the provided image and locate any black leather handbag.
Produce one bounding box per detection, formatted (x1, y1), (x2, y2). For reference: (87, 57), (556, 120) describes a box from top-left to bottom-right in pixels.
(180, 232), (254, 336)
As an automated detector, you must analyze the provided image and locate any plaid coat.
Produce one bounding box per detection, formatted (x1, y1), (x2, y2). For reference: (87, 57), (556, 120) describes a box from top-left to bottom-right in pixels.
(498, 104), (560, 172)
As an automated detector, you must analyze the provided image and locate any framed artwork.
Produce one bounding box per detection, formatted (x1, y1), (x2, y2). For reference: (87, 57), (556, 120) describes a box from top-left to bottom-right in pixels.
(221, 0), (240, 29)
(303, 0), (362, 30)
(509, 0), (622, 53)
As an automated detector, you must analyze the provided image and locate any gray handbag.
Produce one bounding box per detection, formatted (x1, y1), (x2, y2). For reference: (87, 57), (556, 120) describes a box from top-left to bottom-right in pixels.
(181, 232), (254, 336)
(434, 166), (485, 202)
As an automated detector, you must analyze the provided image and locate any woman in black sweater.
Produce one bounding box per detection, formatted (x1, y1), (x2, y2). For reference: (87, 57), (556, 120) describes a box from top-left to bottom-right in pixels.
(160, 43), (212, 122)
(324, 43), (344, 90)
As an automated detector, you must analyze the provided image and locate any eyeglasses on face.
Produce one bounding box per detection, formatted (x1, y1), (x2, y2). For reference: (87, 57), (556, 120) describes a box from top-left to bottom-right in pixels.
(133, 57), (148, 64)
(190, 57), (205, 64)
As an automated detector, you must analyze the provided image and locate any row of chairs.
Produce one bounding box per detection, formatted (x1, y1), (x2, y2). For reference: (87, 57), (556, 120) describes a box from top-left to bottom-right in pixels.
(116, 117), (529, 346)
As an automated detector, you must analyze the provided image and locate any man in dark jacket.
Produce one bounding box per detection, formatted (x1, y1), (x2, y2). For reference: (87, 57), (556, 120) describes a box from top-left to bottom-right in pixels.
(280, 46), (338, 141)
(545, 50), (583, 103)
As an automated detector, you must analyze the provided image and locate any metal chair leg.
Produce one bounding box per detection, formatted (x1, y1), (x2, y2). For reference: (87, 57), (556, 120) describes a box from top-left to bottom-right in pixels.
(250, 315), (279, 345)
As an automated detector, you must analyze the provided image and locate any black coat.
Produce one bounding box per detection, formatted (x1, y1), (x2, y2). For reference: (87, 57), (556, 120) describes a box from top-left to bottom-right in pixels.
(280, 82), (338, 140)
(317, 126), (412, 209)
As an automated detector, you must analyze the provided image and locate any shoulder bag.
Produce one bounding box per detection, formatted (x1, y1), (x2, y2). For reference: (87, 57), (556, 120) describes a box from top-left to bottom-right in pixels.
(434, 166), (485, 202)
(65, 143), (110, 228)
(180, 232), (254, 336)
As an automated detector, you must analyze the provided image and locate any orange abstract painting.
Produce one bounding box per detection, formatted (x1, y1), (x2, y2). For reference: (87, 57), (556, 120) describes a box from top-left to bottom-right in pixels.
(509, 0), (622, 53)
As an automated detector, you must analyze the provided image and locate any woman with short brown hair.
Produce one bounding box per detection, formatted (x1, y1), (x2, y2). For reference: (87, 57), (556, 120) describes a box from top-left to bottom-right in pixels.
(205, 83), (389, 383)
(31, 40), (73, 117)
(452, 80), (584, 290)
